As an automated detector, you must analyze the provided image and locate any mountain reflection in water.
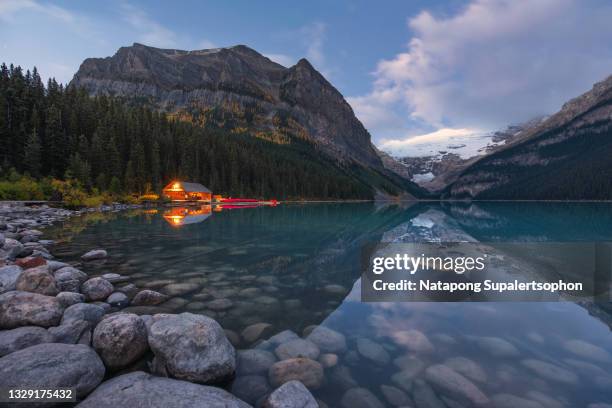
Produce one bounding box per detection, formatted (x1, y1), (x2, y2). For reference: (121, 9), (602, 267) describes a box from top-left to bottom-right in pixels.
(45, 202), (612, 407)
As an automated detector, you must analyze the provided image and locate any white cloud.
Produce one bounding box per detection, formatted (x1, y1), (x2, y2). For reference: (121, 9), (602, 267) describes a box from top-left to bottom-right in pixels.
(196, 39), (217, 49)
(352, 0), (612, 144)
(263, 53), (296, 67)
(119, 3), (180, 48)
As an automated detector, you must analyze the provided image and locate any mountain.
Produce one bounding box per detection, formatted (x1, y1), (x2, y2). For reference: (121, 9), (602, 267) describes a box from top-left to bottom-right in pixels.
(71, 43), (423, 198)
(444, 75), (612, 200)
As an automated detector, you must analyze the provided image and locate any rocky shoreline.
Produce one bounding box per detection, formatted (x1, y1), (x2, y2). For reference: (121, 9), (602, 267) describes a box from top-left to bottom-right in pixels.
(0, 202), (320, 407)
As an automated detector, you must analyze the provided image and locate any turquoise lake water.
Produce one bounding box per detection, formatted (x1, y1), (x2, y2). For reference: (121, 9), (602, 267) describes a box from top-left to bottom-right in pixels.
(46, 202), (612, 407)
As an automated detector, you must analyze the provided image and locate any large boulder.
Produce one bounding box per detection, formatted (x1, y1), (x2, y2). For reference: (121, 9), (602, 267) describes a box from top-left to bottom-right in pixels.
(93, 313), (148, 370)
(263, 380), (318, 408)
(61, 303), (105, 327)
(81, 249), (108, 261)
(0, 343), (105, 398)
(0, 291), (64, 329)
(76, 371), (250, 408)
(268, 358), (324, 390)
(131, 289), (168, 306)
(54, 266), (88, 293)
(15, 264), (58, 296)
(0, 326), (53, 357)
(81, 277), (114, 301)
(0, 265), (22, 294)
(148, 313), (236, 384)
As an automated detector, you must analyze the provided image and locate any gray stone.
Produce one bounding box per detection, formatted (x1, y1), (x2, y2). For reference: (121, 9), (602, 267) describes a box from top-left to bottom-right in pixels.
(93, 313), (148, 370)
(48, 319), (91, 344)
(318, 353), (338, 368)
(81, 249), (108, 261)
(329, 365), (358, 391)
(425, 364), (489, 406)
(0, 326), (53, 357)
(341, 387), (385, 408)
(268, 329), (300, 345)
(562, 339), (611, 362)
(357, 338), (390, 365)
(521, 359), (579, 384)
(148, 313), (236, 384)
(491, 394), (545, 408)
(0, 343), (104, 398)
(444, 357), (487, 383)
(206, 298), (234, 311)
(61, 303), (105, 327)
(160, 282), (200, 296)
(380, 385), (409, 407)
(392, 329), (434, 353)
(56, 291), (85, 308)
(0, 265), (22, 294)
(474, 336), (519, 358)
(76, 371), (250, 408)
(237, 349), (277, 376)
(263, 380), (318, 408)
(231, 375), (271, 405)
(307, 326), (346, 353)
(116, 283), (138, 298)
(412, 379), (446, 408)
(132, 289), (168, 306)
(54, 266), (88, 293)
(241, 322), (274, 343)
(81, 277), (114, 301)
(47, 260), (70, 272)
(101, 273), (126, 283)
(268, 358), (324, 390)
(107, 291), (129, 308)
(275, 338), (320, 361)
(0, 291), (64, 329)
(15, 264), (59, 295)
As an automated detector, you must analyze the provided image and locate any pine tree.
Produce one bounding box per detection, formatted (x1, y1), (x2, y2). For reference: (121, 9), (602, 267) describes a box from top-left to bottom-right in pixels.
(24, 127), (42, 177)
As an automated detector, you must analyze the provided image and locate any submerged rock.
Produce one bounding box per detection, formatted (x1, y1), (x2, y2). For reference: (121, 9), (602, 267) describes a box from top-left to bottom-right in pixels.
(424, 364), (489, 406)
(412, 379), (446, 408)
(392, 329), (434, 353)
(206, 298), (234, 311)
(357, 338), (390, 365)
(237, 349), (277, 376)
(0, 343), (105, 398)
(268, 329), (300, 346)
(341, 387), (385, 408)
(148, 313), (236, 384)
(562, 339), (611, 362)
(15, 264), (59, 296)
(81, 249), (108, 261)
(268, 357), (324, 390)
(307, 326), (347, 353)
(230, 375), (271, 405)
(444, 356), (487, 383)
(241, 322), (274, 344)
(380, 384), (409, 407)
(93, 313), (148, 370)
(0, 290), (64, 329)
(0, 325), (53, 357)
(160, 282), (200, 296)
(275, 338), (320, 361)
(132, 289), (168, 306)
(263, 380), (318, 408)
(521, 359), (579, 385)
(474, 336), (519, 358)
(76, 371), (250, 408)
(81, 277), (114, 301)
(491, 394), (545, 408)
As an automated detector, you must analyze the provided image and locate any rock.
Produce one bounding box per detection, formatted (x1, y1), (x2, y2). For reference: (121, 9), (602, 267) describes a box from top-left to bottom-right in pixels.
(160, 282), (200, 296)
(54, 266), (88, 293)
(562, 339), (611, 362)
(268, 358), (324, 390)
(148, 313), (236, 384)
(275, 338), (320, 361)
(491, 394), (545, 408)
(392, 329), (434, 353)
(61, 302), (105, 327)
(116, 283), (138, 297)
(3, 238), (24, 259)
(393, 355), (425, 373)
(241, 322), (274, 343)
(101, 273), (125, 283)
(444, 357), (487, 383)
(319, 353), (338, 368)
(231, 375), (271, 404)
(341, 388), (385, 408)
(206, 298), (234, 311)
(391, 366), (424, 392)
(15, 264), (59, 295)
(93, 301), (112, 312)
(329, 365), (358, 391)
(56, 291), (85, 307)
(107, 291), (129, 308)
(474, 336), (519, 358)
(49, 319), (92, 344)
(0, 291), (64, 329)
(14, 255), (46, 269)
(132, 289), (168, 306)
(0, 326), (53, 356)
(237, 349), (277, 375)
(307, 326), (346, 353)
(81, 249), (108, 261)
(425, 364), (489, 406)
(412, 379), (446, 408)
(263, 380), (318, 408)
(357, 338), (390, 365)
(323, 284), (346, 294)
(268, 329), (300, 345)
(76, 371), (251, 408)
(0, 265), (22, 294)
(81, 277), (114, 301)
(0, 343), (104, 398)
(47, 260), (70, 272)
(380, 384), (409, 407)
(225, 329), (241, 347)
(521, 359), (579, 384)
(93, 313), (148, 370)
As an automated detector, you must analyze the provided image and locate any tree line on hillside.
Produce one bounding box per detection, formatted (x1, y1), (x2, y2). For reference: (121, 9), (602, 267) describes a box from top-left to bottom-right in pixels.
(0, 63), (374, 201)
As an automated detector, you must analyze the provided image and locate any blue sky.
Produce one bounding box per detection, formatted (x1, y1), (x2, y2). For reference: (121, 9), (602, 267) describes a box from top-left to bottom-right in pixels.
(2, 0), (612, 149)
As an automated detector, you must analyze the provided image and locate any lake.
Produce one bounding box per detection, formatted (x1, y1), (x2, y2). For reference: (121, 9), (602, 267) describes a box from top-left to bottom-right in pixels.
(45, 202), (612, 407)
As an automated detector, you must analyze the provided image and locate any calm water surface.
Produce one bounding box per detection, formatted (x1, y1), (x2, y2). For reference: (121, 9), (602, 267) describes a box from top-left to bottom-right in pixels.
(46, 202), (612, 407)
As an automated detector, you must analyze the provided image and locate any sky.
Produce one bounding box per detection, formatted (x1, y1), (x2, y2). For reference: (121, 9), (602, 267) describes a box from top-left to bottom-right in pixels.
(2, 0), (612, 151)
